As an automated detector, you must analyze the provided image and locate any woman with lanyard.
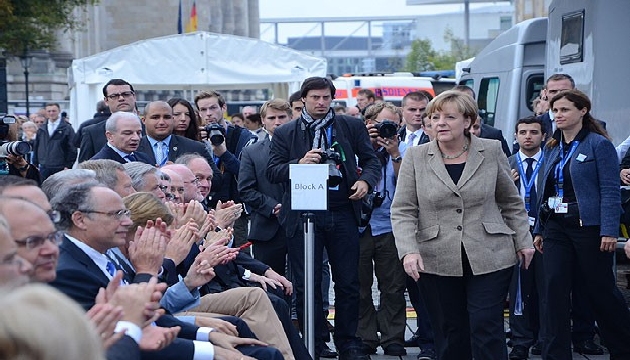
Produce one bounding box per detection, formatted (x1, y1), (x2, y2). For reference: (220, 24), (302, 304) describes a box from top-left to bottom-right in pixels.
(533, 89), (630, 359)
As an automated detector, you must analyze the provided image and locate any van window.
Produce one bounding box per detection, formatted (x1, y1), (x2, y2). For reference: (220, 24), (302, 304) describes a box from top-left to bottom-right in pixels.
(560, 10), (584, 64)
(478, 78), (499, 126)
(526, 74), (545, 111)
(461, 79), (474, 89)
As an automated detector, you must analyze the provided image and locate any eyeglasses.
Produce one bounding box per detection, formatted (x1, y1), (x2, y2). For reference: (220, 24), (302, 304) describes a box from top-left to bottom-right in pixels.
(15, 231), (64, 250)
(106, 91), (135, 100)
(80, 209), (131, 220)
(184, 178), (200, 186)
(158, 185), (170, 192)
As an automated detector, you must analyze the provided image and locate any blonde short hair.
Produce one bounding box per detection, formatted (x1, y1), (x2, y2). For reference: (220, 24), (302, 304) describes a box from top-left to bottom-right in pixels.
(363, 101), (402, 122)
(0, 284), (105, 360)
(426, 90), (478, 123)
(124, 192), (174, 231)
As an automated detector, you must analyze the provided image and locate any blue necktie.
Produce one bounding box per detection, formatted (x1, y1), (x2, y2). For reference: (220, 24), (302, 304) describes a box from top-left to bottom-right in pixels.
(106, 260), (116, 277)
(407, 133), (417, 146)
(525, 158), (537, 217)
(126, 153), (138, 162)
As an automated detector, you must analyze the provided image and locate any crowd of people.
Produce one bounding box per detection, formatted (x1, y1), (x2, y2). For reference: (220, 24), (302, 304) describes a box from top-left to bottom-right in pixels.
(1, 73), (630, 360)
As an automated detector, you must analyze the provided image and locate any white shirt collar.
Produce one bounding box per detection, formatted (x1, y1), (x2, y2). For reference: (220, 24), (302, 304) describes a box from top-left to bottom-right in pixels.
(107, 142), (132, 159)
(517, 149), (542, 162)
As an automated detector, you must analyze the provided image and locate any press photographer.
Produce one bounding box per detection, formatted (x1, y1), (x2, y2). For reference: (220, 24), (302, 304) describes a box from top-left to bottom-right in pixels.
(0, 114), (40, 183)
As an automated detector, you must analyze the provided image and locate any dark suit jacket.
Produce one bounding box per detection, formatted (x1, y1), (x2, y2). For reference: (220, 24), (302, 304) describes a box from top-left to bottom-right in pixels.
(90, 144), (153, 164)
(480, 123), (512, 157)
(137, 134), (223, 193)
(267, 114), (381, 237)
(397, 126), (430, 145)
(73, 112), (110, 148)
(238, 137), (284, 242)
(50, 236), (198, 359)
(106, 335), (140, 360)
(79, 121), (108, 163)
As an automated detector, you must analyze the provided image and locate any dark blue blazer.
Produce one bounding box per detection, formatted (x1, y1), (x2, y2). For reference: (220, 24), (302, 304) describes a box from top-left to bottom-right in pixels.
(90, 144), (152, 164)
(238, 137), (284, 242)
(137, 134), (223, 193)
(480, 123), (512, 157)
(106, 335), (140, 360)
(73, 112), (110, 149)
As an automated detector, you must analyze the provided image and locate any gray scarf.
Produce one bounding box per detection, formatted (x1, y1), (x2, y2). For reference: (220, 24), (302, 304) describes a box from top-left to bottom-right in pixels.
(301, 108), (335, 150)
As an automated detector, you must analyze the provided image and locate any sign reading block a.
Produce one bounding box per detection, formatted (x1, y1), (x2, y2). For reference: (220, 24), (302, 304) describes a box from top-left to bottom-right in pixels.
(290, 164), (328, 211)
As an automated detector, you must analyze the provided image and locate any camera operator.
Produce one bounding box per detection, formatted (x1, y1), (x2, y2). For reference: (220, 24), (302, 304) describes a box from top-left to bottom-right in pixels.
(267, 77), (380, 360)
(195, 90), (257, 248)
(357, 102), (409, 356)
(0, 114), (40, 183)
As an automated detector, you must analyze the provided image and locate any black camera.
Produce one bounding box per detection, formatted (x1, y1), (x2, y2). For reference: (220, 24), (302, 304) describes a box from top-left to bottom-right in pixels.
(204, 123), (225, 146)
(319, 148), (343, 187)
(0, 141), (32, 159)
(374, 120), (398, 139)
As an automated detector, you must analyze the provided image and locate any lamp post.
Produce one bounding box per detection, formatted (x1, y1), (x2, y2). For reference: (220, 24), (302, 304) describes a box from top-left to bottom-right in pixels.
(19, 52), (33, 118)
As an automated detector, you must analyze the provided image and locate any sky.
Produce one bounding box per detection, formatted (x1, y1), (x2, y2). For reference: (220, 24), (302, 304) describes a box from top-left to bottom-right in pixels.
(258, 0), (509, 44)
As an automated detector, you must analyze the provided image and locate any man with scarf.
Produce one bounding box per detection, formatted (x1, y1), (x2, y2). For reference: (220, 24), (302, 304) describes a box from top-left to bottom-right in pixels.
(267, 77), (381, 360)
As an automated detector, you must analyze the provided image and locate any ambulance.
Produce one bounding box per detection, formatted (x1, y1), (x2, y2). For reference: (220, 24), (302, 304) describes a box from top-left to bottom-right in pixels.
(332, 73), (436, 108)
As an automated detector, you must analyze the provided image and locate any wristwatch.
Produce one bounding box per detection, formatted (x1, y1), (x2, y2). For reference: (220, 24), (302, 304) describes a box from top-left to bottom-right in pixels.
(392, 156), (403, 163)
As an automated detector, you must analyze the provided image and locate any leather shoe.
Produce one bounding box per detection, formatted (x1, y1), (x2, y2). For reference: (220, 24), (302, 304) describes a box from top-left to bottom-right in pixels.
(339, 348), (369, 360)
(383, 343), (407, 356)
(573, 339), (604, 355)
(361, 343), (377, 355)
(509, 345), (529, 360)
(404, 333), (420, 347)
(530, 342), (542, 355)
(320, 344), (338, 358)
(417, 348), (437, 360)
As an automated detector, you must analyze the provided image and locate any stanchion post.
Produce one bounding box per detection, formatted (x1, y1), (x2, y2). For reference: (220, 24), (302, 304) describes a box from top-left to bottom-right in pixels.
(303, 212), (315, 357)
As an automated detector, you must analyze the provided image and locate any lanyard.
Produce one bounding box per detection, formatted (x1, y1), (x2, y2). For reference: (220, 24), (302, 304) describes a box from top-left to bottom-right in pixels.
(516, 153), (543, 212)
(554, 141), (580, 198)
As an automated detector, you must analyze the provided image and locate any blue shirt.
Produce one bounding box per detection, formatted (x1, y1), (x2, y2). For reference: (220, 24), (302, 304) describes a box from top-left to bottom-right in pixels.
(369, 142), (407, 236)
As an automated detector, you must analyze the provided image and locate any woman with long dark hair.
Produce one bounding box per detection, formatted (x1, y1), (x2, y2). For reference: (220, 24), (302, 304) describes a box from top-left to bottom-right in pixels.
(533, 89), (630, 358)
(168, 98), (200, 141)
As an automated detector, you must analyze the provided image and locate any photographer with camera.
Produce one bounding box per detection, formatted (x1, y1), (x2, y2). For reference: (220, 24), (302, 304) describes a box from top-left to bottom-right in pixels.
(0, 114), (40, 183)
(267, 77), (380, 360)
(195, 90), (257, 247)
(357, 102), (409, 357)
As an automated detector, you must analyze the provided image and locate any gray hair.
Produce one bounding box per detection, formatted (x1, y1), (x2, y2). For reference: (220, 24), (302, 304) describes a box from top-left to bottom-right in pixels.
(123, 162), (159, 191)
(105, 112), (141, 133)
(41, 169), (97, 200)
(77, 160), (125, 191)
(174, 153), (205, 166)
(50, 183), (98, 231)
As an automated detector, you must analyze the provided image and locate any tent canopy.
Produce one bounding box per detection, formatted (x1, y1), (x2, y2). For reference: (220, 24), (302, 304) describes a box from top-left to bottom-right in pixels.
(68, 31), (327, 126)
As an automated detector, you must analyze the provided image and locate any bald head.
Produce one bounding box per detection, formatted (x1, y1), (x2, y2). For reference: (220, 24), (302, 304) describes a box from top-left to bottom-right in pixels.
(162, 164), (202, 202)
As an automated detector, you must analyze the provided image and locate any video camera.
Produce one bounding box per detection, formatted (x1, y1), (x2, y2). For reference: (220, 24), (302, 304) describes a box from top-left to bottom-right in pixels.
(319, 148), (343, 187)
(204, 123), (225, 146)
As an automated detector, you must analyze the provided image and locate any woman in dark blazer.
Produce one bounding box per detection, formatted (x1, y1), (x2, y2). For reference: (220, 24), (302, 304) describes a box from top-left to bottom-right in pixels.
(391, 90), (534, 360)
(533, 89), (630, 359)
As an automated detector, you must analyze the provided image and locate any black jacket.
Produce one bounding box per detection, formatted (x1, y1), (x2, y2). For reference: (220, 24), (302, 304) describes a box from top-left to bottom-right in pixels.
(267, 114), (381, 237)
(73, 112), (110, 148)
(33, 120), (77, 169)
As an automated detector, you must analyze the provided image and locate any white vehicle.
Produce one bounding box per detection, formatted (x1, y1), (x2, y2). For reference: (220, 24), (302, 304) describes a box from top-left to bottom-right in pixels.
(460, 0), (630, 146)
(332, 73), (435, 108)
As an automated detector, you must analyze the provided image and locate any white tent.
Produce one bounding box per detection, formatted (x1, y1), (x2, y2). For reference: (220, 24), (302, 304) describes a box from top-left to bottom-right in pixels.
(67, 31), (327, 127)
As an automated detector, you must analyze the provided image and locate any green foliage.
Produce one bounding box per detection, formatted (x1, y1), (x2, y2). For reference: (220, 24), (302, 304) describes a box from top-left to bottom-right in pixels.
(0, 0), (98, 55)
(404, 27), (477, 72)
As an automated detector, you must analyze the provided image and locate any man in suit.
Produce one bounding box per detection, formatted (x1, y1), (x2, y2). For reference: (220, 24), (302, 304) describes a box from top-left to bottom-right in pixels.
(238, 99), (291, 276)
(33, 102), (77, 180)
(195, 90), (257, 247)
(73, 100), (111, 148)
(267, 77), (381, 360)
(48, 182), (282, 360)
(91, 112), (152, 164)
(398, 91), (431, 146)
(79, 79), (137, 163)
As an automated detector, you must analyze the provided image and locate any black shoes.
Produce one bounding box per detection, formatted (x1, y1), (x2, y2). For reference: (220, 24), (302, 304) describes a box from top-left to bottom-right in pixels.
(509, 345), (529, 360)
(573, 339), (605, 355)
(404, 333), (420, 347)
(417, 348), (437, 360)
(383, 343), (407, 356)
(338, 348), (369, 360)
(530, 342), (542, 355)
(320, 343), (338, 358)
